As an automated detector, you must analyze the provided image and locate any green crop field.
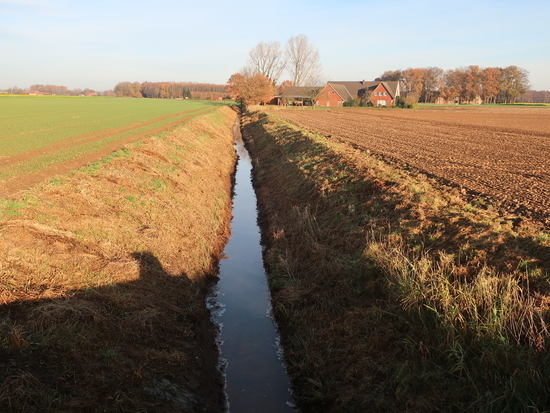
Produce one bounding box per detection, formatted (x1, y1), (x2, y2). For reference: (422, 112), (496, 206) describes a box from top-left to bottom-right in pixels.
(0, 96), (222, 192)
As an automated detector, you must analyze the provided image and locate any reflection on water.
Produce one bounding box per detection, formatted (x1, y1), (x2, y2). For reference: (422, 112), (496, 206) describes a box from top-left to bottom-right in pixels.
(209, 118), (296, 412)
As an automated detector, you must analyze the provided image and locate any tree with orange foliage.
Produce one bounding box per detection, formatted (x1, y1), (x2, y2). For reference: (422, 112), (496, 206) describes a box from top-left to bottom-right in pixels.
(227, 72), (274, 106)
(379, 64), (530, 104)
(439, 69), (461, 103)
(464, 65), (482, 102)
(480, 67), (500, 104)
(401, 68), (426, 102)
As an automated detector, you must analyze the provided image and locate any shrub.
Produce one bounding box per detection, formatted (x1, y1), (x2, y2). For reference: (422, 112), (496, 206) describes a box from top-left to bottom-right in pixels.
(394, 95), (417, 109)
(343, 99), (357, 107)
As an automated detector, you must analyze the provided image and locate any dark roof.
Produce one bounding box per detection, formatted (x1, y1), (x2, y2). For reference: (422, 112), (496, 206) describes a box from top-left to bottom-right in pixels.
(327, 80), (400, 99)
(381, 81), (399, 98)
(277, 86), (322, 99)
(328, 83), (354, 101)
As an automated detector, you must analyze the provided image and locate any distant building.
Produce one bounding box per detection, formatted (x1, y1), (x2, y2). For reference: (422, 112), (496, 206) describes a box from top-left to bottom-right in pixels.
(270, 86), (322, 106)
(27, 91), (52, 96)
(317, 80), (401, 107)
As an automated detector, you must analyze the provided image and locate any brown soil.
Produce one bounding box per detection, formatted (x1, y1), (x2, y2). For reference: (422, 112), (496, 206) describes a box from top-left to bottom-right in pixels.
(0, 106), (238, 412)
(271, 106), (550, 224)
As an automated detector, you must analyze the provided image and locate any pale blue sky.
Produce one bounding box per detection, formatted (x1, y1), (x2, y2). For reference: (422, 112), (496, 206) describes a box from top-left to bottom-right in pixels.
(1, 0), (548, 91)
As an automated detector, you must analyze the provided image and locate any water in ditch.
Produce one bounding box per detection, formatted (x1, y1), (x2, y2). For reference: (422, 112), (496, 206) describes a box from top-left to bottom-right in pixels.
(208, 118), (296, 412)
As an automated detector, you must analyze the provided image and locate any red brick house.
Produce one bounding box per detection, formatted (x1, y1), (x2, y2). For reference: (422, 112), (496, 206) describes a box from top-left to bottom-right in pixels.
(316, 80), (401, 107)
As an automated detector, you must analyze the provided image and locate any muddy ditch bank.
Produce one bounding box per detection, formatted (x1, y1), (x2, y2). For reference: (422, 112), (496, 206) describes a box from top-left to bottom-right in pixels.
(0, 106), (238, 412)
(241, 108), (550, 412)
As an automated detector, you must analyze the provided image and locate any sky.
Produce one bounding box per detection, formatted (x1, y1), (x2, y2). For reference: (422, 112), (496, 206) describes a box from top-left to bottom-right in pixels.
(1, 0), (549, 91)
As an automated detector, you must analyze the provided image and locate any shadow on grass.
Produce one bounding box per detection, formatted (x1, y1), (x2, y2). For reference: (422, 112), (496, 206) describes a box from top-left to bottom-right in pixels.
(0, 251), (223, 413)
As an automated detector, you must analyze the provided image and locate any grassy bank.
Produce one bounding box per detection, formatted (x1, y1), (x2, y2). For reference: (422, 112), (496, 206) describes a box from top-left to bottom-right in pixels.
(0, 106), (238, 412)
(242, 108), (550, 412)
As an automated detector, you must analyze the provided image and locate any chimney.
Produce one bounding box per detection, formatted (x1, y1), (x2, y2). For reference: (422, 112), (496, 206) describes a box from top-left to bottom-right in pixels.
(361, 80), (365, 85)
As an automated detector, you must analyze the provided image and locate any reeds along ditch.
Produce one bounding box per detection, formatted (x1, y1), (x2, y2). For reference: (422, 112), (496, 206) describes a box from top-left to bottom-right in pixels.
(0, 106), (238, 412)
(241, 107), (550, 412)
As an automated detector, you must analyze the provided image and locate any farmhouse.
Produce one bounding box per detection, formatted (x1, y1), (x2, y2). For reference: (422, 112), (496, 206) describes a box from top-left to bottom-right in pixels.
(316, 80), (401, 107)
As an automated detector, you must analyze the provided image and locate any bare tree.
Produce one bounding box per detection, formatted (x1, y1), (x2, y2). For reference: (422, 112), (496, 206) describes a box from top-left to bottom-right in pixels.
(239, 65), (258, 78)
(285, 34), (322, 87)
(248, 41), (286, 85)
(480, 67), (500, 104)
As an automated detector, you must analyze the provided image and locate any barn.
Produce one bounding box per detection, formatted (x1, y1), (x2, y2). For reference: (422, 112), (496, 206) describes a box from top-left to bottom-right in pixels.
(270, 86), (322, 106)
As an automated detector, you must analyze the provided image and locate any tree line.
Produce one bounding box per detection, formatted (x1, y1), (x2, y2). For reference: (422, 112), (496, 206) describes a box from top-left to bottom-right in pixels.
(377, 65), (532, 104)
(1, 84), (114, 96)
(517, 89), (550, 104)
(113, 81), (227, 99)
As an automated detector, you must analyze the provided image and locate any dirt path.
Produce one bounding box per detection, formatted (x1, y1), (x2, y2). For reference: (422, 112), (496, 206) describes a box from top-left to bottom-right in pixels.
(274, 107), (550, 223)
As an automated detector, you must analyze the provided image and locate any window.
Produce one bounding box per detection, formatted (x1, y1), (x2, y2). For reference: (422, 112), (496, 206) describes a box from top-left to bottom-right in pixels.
(377, 100), (387, 106)
(383, 92), (387, 96)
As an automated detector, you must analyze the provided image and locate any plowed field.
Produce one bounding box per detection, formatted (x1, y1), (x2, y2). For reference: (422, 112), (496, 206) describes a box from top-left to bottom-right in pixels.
(274, 106), (550, 223)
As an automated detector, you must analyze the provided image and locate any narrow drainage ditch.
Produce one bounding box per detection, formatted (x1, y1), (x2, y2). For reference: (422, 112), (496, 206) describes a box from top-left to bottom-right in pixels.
(208, 117), (296, 412)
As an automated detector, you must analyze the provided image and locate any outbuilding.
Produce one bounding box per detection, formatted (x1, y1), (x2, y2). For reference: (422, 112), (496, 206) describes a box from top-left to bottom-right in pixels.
(270, 86), (322, 106)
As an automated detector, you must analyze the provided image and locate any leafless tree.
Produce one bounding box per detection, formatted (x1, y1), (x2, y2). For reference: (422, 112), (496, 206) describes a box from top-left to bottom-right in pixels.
(285, 34), (322, 87)
(247, 41), (286, 85)
(239, 65), (258, 78)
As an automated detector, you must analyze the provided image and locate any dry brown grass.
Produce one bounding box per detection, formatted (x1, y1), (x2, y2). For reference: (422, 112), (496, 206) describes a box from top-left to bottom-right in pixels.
(0, 105), (238, 412)
(243, 107), (550, 412)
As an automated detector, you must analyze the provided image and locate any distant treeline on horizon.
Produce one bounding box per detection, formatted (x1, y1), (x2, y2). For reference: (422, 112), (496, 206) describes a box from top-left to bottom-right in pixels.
(1, 85), (113, 96)
(0, 82), (229, 100)
(113, 82), (228, 100)
(2, 69), (549, 103)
